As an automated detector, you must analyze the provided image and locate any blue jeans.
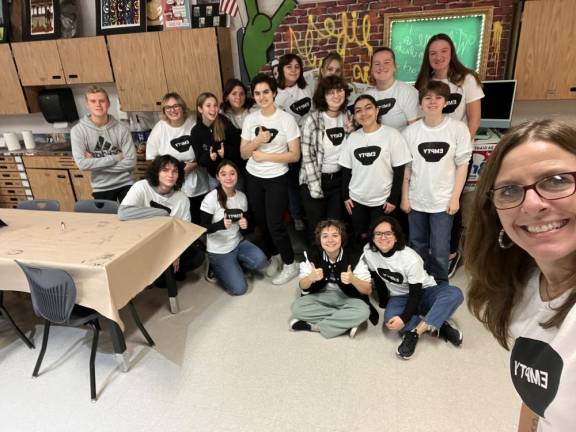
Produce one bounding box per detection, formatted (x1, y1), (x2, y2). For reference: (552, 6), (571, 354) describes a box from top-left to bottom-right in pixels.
(408, 210), (453, 283)
(383, 284), (464, 333)
(208, 240), (268, 295)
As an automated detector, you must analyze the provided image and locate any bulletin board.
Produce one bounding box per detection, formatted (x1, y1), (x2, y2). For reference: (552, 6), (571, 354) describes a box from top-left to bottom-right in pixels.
(383, 7), (493, 82)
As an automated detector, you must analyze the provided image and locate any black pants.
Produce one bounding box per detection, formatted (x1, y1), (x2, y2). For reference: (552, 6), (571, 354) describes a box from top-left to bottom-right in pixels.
(350, 200), (386, 249)
(92, 185), (132, 203)
(246, 172), (294, 264)
(189, 194), (207, 225)
(300, 171), (344, 246)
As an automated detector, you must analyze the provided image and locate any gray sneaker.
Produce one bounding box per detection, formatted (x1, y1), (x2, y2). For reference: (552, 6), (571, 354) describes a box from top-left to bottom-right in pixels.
(265, 254), (282, 278)
(272, 262), (299, 285)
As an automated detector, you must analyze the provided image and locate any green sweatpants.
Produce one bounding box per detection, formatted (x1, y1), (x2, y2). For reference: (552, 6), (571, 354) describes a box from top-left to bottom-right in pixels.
(290, 290), (370, 338)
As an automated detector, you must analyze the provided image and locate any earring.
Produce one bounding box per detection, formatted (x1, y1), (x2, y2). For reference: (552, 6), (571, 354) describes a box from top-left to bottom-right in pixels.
(498, 229), (514, 249)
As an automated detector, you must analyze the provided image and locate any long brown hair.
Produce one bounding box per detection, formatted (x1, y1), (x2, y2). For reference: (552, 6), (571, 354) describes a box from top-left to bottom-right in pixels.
(215, 159), (239, 210)
(465, 119), (576, 349)
(415, 33), (482, 90)
(196, 92), (226, 142)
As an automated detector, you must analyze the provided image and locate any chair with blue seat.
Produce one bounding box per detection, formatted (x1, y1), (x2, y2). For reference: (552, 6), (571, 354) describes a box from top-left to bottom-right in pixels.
(74, 199), (119, 214)
(0, 291), (35, 349)
(17, 200), (60, 211)
(15, 261), (155, 402)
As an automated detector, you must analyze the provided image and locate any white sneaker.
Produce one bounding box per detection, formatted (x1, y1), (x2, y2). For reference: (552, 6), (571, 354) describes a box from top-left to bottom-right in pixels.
(265, 254), (282, 278)
(272, 262), (299, 285)
(349, 327), (358, 338)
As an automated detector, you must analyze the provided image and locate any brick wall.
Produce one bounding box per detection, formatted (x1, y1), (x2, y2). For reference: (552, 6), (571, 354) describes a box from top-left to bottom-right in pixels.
(271, 0), (515, 82)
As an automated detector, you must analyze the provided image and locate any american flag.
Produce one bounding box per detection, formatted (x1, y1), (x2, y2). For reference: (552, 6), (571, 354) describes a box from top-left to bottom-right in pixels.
(219, 0), (239, 17)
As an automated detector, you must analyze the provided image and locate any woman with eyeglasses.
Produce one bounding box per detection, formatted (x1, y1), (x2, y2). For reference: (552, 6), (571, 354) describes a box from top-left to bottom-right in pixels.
(146, 92), (210, 223)
(355, 215), (464, 360)
(466, 120), (576, 432)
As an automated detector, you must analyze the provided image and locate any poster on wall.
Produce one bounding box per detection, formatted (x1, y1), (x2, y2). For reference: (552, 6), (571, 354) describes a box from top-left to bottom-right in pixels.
(96, 0), (146, 35)
(161, 0), (191, 30)
(22, 0), (61, 41)
(147, 0), (163, 31)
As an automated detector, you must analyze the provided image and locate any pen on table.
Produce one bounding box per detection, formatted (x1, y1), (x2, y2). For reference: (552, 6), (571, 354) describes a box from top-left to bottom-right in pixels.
(60, 221), (66, 231)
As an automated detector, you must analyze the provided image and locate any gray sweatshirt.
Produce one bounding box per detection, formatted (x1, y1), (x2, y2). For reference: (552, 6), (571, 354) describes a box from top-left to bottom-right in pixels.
(71, 115), (137, 192)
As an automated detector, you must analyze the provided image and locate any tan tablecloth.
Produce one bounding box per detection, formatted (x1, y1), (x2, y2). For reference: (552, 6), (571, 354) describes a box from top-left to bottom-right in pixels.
(0, 209), (205, 328)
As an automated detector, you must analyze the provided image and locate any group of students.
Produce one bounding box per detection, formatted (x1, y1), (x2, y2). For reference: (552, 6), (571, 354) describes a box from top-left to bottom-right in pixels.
(71, 32), (483, 359)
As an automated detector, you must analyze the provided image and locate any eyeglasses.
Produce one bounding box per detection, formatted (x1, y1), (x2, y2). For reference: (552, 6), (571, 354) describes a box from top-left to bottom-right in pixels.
(373, 231), (395, 239)
(489, 172), (576, 210)
(163, 104), (183, 112)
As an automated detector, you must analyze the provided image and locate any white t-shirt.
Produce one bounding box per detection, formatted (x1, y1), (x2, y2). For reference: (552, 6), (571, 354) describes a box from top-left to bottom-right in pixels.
(366, 81), (419, 130)
(402, 117), (472, 212)
(338, 125), (411, 207)
(355, 244), (436, 296)
(321, 112), (346, 174)
(121, 179), (191, 222)
(275, 85), (313, 125)
(145, 118), (210, 198)
(435, 74), (484, 124)
(200, 189), (248, 254)
(241, 108), (301, 179)
(509, 271), (576, 432)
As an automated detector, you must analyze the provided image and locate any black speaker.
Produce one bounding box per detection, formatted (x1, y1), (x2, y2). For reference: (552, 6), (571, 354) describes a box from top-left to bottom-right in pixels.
(38, 88), (79, 123)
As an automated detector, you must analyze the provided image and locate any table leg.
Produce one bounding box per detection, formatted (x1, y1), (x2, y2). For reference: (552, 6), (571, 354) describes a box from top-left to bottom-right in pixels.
(108, 319), (129, 372)
(165, 267), (179, 314)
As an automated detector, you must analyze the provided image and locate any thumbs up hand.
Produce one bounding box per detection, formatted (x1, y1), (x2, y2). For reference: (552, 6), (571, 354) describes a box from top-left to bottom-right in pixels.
(308, 262), (324, 283)
(341, 265), (354, 285)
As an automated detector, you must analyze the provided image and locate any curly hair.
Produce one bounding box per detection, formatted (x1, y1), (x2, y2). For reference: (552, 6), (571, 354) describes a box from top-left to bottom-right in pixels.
(314, 219), (348, 247)
(367, 215), (406, 252)
(146, 155), (185, 191)
(313, 75), (350, 113)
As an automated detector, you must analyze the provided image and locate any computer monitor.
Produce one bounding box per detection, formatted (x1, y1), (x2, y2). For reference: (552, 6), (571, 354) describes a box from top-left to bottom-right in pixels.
(480, 80), (517, 129)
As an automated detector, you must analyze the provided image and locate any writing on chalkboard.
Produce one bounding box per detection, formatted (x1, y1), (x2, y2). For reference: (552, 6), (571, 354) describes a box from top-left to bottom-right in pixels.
(383, 8), (493, 83)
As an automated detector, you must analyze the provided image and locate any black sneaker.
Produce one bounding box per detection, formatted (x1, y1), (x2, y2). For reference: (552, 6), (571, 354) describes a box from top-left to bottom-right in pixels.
(396, 331), (419, 360)
(289, 319), (312, 332)
(205, 264), (217, 283)
(439, 321), (463, 347)
(448, 251), (462, 279)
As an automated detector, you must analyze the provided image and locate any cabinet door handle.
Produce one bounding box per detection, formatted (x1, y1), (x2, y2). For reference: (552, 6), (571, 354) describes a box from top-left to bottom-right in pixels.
(52, 75), (62, 79)
(57, 174), (67, 179)
(7, 189), (15, 193)
(570, 87), (576, 92)
(156, 101), (161, 105)
(73, 174), (84, 178)
(4, 181), (14, 185)
(69, 74), (78, 79)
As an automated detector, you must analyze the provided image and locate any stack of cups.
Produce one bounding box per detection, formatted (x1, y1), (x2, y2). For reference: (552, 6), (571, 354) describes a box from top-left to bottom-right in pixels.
(22, 131), (36, 150)
(3, 132), (21, 152)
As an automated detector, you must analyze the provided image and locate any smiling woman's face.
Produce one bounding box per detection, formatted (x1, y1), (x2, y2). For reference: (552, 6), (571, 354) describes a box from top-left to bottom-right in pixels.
(495, 140), (576, 265)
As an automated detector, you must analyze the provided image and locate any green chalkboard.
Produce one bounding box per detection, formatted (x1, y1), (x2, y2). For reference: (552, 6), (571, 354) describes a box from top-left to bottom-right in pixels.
(383, 8), (493, 83)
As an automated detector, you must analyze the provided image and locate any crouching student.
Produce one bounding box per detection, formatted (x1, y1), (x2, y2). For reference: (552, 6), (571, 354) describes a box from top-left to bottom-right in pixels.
(118, 154), (204, 281)
(290, 219), (378, 338)
(356, 216), (464, 359)
(200, 160), (268, 295)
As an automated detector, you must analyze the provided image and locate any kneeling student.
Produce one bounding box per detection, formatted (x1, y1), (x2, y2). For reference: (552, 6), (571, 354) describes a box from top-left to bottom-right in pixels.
(118, 154), (204, 280)
(290, 219), (378, 338)
(356, 216), (464, 359)
(200, 160), (268, 295)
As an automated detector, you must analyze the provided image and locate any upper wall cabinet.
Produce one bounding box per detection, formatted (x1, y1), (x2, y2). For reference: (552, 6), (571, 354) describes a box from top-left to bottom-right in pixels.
(0, 45), (30, 115)
(11, 37), (113, 86)
(515, 0), (576, 100)
(108, 28), (224, 112)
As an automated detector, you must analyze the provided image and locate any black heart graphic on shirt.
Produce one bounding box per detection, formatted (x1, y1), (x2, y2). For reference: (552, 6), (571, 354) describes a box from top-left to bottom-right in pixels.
(149, 200), (171, 214)
(510, 337), (563, 418)
(224, 208), (243, 222)
(353, 146), (381, 165)
(376, 98), (396, 116)
(326, 127), (345, 146)
(170, 135), (192, 153)
(290, 97), (312, 116)
(418, 142), (450, 162)
(255, 126), (279, 143)
(442, 93), (463, 114)
(377, 268), (404, 285)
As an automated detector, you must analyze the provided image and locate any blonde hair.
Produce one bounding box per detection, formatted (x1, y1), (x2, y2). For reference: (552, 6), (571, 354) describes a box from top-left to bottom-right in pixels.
(160, 92), (190, 125)
(85, 86), (110, 102)
(196, 92), (226, 142)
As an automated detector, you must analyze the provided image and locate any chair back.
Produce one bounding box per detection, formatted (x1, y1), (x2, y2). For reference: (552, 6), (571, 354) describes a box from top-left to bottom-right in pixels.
(74, 199), (119, 214)
(15, 262), (76, 324)
(17, 200), (60, 211)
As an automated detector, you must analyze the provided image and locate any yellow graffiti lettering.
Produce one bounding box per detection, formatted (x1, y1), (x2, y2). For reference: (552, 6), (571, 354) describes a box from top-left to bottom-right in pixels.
(288, 12), (374, 83)
(490, 21), (503, 72)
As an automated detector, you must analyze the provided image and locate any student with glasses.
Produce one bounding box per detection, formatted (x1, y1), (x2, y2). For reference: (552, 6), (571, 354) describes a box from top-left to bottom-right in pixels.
(146, 92), (210, 223)
(355, 215), (464, 359)
(466, 120), (576, 432)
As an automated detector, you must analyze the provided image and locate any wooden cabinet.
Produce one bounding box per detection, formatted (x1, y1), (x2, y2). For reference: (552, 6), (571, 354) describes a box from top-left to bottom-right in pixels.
(69, 170), (93, 201)
(0, 156), (33, 209)
(515, 0), (576, 100)
(11, 37), (113, 86)
(108, 28), (225, 111)
(0, 45), (30, 115)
